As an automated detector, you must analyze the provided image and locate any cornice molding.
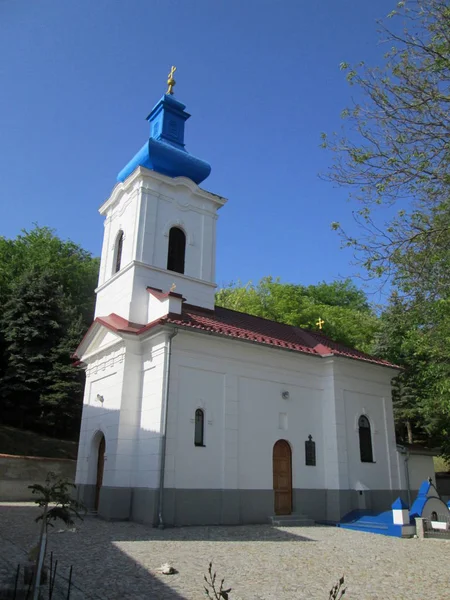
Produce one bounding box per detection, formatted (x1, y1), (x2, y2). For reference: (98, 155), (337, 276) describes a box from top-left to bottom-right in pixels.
(95, 260), (134, 293)
(100, 167), (227, 216)
(85, 347), (125, 377)
(134, 260), (217, 288)
(141, 187), (217, 217)
(104, 190), (138, 224)
(95, 259), (217, 294)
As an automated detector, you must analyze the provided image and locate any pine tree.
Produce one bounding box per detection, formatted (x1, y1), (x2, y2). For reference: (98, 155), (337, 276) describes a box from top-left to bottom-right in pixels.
(0, 227), (98, 438)
(41, 310), (86, 439)
(374, 293), (429, 446)
(1, 268), (66, 430)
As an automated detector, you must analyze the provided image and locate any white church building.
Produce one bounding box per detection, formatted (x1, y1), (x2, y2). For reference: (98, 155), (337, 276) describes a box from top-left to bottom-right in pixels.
(75, 73), (411, 527)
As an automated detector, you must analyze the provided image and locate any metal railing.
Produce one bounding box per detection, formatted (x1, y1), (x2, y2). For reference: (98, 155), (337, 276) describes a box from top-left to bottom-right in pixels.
(423, 513), (450, 539)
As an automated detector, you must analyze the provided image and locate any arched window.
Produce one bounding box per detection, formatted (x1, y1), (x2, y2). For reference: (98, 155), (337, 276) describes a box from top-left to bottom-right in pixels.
(358, 415), (373, 463)
(194, 409), (204, 447)
(167, 227), (186, 274)
(113, 231), (124, 274)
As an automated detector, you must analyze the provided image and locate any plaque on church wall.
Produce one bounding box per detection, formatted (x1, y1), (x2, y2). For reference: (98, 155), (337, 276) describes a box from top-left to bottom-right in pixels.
(278, 412), (288, 430)
(305, 435), (316, 466)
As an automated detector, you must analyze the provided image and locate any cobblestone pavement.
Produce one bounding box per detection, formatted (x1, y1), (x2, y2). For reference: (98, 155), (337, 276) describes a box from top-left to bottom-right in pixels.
(1, 503), (450, 600)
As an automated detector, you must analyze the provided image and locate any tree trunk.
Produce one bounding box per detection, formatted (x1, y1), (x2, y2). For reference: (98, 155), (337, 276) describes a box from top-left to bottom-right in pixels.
(406, 420), (413, 444)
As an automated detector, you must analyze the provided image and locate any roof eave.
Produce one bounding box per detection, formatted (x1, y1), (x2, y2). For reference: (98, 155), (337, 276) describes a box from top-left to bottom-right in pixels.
(165, 322), (327, 361)
(332, 352), (400, 371)
(166, 321), (399, 369)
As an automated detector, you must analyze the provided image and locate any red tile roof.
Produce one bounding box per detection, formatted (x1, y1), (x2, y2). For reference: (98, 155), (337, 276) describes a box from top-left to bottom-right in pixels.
(163, 305), (397, 368)
(96, 313), (142, 334)
(89, 304), (397, 368)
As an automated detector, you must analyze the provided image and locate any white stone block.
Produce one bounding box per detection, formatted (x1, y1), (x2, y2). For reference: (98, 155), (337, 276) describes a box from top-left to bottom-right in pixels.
(393, 508), (410, 525)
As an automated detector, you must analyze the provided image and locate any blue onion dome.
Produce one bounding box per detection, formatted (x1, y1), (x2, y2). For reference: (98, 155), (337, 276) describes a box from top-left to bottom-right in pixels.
(117, 94), (211, 185)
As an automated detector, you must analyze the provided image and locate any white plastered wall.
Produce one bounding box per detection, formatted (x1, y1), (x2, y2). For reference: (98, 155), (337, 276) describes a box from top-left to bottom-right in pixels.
(167, 332), (321, 492)
(75, 340), (126, 488)
(75, 324), (400, 499)
(97, 182), (140, 289)
(335, 360), (399, 492)
(95, 168), (226, 323)
(396, 452), (436, 492)
(75, 327), (172, 492)
(165, 331), (400, 495)
(134, 333), (170, 489)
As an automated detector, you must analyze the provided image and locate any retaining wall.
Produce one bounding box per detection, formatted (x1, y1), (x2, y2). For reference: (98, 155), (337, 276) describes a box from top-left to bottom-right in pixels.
(0, 454), (76, 501)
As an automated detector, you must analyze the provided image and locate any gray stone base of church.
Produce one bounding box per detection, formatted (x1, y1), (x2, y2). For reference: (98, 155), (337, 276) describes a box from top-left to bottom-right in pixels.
(76, 485), (410, 526)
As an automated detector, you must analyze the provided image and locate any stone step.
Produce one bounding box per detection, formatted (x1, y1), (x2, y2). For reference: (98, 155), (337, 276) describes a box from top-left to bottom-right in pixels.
(340, 521), (389, 531)
(269, 513), (315, 527)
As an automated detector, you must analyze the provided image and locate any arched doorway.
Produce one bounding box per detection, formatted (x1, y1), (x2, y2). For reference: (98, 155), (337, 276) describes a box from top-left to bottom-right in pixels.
(273, 440), (292, 515)
(95, 435), (105, 511)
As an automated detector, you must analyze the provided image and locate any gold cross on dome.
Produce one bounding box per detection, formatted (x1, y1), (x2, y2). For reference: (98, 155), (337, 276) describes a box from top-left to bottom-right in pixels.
(166, 65), (177, 95)
(316, 317), (325, 330)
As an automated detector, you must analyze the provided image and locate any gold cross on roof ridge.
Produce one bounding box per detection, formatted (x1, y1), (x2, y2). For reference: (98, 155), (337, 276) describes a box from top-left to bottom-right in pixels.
(316, 317), (325, 330)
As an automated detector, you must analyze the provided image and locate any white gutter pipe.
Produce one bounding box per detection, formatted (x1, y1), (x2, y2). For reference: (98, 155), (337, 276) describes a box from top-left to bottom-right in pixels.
(398, 445), (412, 506)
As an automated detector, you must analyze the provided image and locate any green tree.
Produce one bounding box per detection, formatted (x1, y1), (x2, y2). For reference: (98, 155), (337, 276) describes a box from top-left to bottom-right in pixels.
(374, 290), (450, 453)
(0, 226), (99, 325)
(322, 0), (450, 455)
(322, 0), (450, 298)
(1, 269), (67, 430)
(375, 294), (426, 444)
(41, 310), (86, 439)
(0, 226), (99, 438)
(216, 277), (379, 353)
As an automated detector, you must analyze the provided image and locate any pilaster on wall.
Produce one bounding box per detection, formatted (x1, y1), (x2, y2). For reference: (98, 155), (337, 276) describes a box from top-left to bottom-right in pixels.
(383, 394), (401, 491)
(222, 374), (239, 490)
(134, 186), (157, 267)
(98, 178), (141, 289)
(163, 345), (178, 492)
(112, 338), (143, 488)
(135, 333), (169, 490)
(75, 374), (96, 486)
(160, 333), (176, 492)
(321, 360), (350, 521)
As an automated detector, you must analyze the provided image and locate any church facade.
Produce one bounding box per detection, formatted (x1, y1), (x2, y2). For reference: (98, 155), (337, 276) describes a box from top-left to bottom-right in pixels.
(75, 75), (406, 526)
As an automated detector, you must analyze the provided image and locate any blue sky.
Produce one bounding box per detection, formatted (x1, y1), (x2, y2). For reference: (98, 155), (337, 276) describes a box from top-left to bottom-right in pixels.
(0, 0), (397, 300)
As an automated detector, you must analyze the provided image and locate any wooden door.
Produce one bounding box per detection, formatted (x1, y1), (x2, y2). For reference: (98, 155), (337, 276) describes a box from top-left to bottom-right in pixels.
(273, 440), (292, 515)
(95, 435), (105, 511)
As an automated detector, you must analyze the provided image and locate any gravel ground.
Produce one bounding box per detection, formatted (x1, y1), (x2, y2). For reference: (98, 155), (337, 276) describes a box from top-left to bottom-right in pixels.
(1, 502), (449, 600)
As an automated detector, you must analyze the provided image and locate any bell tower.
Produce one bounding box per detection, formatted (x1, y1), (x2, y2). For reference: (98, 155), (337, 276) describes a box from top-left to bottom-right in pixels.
(94, 69), (227, 324)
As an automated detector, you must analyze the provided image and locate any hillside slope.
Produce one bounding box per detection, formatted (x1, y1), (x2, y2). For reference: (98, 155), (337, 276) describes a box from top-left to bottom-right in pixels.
(0, 425), (78, 460)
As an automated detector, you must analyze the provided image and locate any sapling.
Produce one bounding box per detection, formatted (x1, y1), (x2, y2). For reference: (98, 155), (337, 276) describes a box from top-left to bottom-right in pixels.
(204, 562), (232, 600)
(27, 472), (85, 598)
(329, 575), (346, 599)
(29, 471), (85, 531)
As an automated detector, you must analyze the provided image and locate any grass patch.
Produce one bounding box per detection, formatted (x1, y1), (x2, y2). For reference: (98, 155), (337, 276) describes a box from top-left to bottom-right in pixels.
(0, 425), (78, 460)
(434, 455), (450, 473)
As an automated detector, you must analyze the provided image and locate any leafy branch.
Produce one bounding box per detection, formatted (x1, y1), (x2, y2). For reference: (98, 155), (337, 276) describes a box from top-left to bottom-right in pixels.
(29, 471), (86, 530)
